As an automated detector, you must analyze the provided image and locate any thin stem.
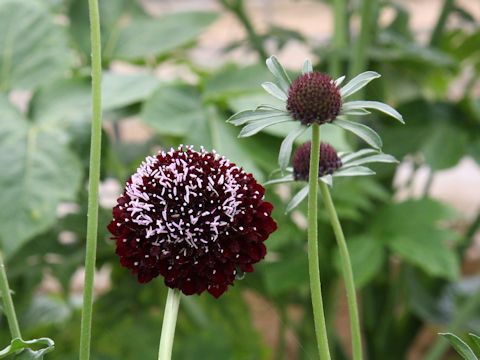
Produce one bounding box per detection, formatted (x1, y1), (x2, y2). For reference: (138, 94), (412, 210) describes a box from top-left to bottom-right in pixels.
(158, 288), (181, 360)
(319, 182), (363, 360)
(79, 0), (102, 358)
(307, 124), (332, 360)
(429, 0), (454, 47)
(329, 0), (348, 78)
(0, 252), (21, 339)
(219, 0), (268, 60)
(424, 287), (480, 360)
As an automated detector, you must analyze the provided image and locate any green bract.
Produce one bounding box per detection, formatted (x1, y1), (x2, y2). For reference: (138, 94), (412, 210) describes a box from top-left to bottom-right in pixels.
(227, 56), (404, 172)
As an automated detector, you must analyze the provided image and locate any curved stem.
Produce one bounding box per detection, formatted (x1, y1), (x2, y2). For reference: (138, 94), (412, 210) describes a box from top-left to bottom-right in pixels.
(158, 289), (181, 360)
(0, 251), (21, 340)
(319, 181), (363, 360)
(308, 124), (332, 360)
(79, 0), (102, 358)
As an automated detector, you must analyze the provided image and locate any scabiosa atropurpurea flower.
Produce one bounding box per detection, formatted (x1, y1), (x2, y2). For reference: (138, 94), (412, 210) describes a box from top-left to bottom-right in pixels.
(287, 72), (341, 126)
(107, 145), (277, 298)
(228, 56), (404, 172)
(292, 141), (342, 181)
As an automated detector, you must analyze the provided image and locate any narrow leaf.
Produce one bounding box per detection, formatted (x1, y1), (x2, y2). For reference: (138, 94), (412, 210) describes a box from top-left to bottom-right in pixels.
(319, 175), (333, 186)
(302, 58), (313, 74)
(341, 149), (378, 163)
(334, 119), (383, 150)
(266, 55), (291, 93)
(285, 185), (309, 213)
(227, 109), (286, 126)
(238, 116), (292, 137)
(440, 333), (478, 360)
(335, 75), (346, 87)
(0, 338), (55, 358)
(262, 82), (288, 101)
(342, 100), (404, 123)
(343, 154), (398, 167)
(263, 174), (295, 186)
(333, 166), (375, 177)
(469, 333), (480, 352)
(278, 125), (308, 171)
(340, 108), (371, 116)
(340, 71), (381, 99)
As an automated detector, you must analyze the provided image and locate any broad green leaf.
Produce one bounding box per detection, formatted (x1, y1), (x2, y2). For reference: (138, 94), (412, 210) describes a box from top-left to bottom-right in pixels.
(204, 64), (272, 100)
(278, 125), (308, 171)
(333, 166), (375, 177)
(340, 71), (381, 99)
(263, 250), (308, 296)
(266, 55), (291, 93)
(302, 58), (313, 75)
(342, 100), (404, 123)
(227, 109), (287, 126)
(334, 235), (385, 288)
(261, 82), (287, 101)
(112, 12), (219, 60)
(263, 174), (295, 186)
(343, 154), (398, 167)
(285, 185), (309, 213)
(0, 95), (82, 257)
(334, 119), (382, 150)
(440, 333), (478, 360)
(0, 338), (54, 359)
(0, 0), (74, 91)
(238, 116), (293, 138)
(140, 84), (204, 136)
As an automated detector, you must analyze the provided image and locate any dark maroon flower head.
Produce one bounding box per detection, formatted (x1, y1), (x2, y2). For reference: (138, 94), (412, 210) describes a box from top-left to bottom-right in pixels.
(107, 146), (277, 298)
(292, 141), (342, 181)
(286, 72), (342, 126)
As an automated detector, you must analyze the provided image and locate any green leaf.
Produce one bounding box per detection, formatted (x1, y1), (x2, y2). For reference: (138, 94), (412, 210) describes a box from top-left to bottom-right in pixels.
(343, 153), (398, 168)
(334, 119), (383, 150)
(341, 149), (378, 163)
(333, 166), (375, 177)
(263, 250), (308, 296)
(238, 116), (293, 138)
(112, 11), (219, 60)
(140, 84), (205, 136)
(302, 58), (313, 75)
(261, 82), (287, 101)
(340, 71), (381, 99)
(278, 125), (308, 171)
(341, 100), (404, 123)
(285, 185), (309, 213)
(440, 333), (478, 360)
(335, 75), (346, 87)
(0, 0), (74, 91)
(470, 334), (480, 353)
(266, 55), (291, 93)
(0, 95), (82, 257)
(227, 109), (287, 126)
(263, 174), (295, 186)
(0, 338), (54, 359)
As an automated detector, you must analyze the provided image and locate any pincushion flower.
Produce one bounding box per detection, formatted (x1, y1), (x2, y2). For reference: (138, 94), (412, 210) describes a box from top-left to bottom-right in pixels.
(264, 143), (398, 213)
(227, 56), (404, 172)
(107, 145), (277, 298)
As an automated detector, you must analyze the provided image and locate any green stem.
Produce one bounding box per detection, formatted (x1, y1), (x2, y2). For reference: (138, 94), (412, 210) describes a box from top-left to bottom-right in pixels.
(219, 0), (268, 60)
(0, 252), (21, 340)
(349, 0), (376, 93)
(429, 0), (454, 47)
(319, 182), (363, 360)
(158, 289), (181, 360)
(79, 0), (102, 358)
(329, 0), (348, 78)
(308, 124), (332, 360)
(424, 287), (480, 360)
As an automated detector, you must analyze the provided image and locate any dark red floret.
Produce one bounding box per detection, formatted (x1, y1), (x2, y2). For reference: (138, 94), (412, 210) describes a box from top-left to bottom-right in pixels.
(292, 141), (342, 181)
(107, 146), (277, 298)
(287, 72), (341, 125)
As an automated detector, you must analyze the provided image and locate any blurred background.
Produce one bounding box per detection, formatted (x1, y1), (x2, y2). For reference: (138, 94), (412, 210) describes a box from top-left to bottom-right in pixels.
(0, 0), (480, 359)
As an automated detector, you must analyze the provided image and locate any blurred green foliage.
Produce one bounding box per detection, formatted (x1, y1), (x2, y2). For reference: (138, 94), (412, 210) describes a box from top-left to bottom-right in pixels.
(0, 0), (479, 359)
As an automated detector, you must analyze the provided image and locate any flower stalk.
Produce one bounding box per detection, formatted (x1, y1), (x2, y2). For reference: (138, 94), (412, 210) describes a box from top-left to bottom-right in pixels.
(319, 181), (363, 360)
(307, 123), (332, 360)
(0, 251), (22, 340)
(79, 0), (102, 358)
(158, 289), (181, 360)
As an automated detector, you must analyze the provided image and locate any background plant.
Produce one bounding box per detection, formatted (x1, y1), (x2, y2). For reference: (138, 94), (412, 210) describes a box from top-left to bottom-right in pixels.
(0, 0), (479, 359)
